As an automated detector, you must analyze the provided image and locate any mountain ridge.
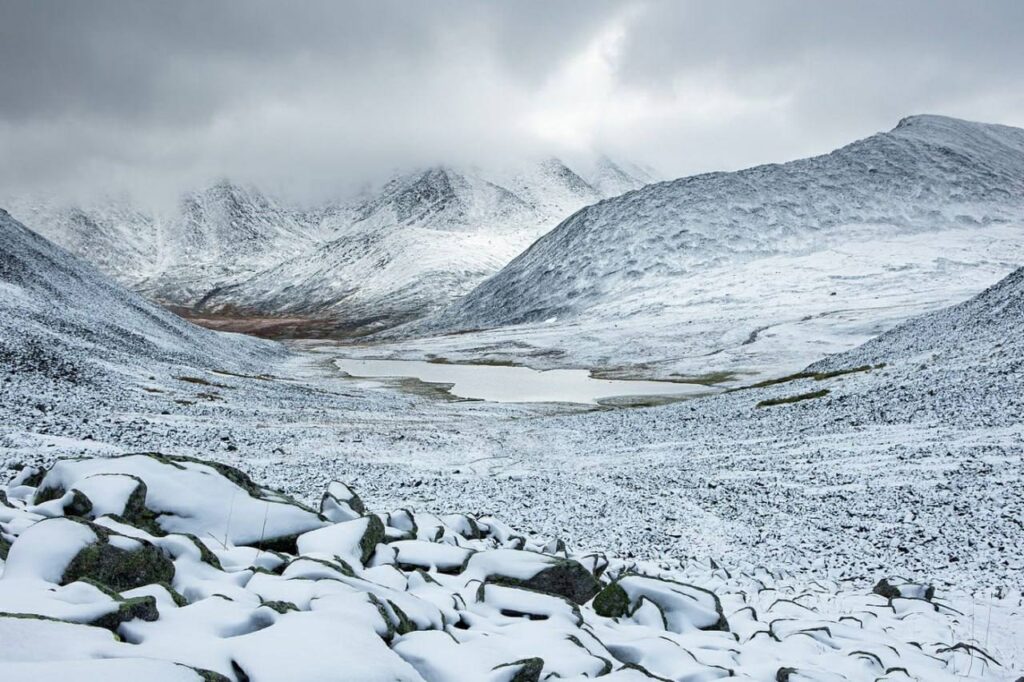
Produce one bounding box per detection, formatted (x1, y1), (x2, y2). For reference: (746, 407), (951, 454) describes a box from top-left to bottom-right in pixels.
(428, 115), (1024, 332)
(3, 156), (655, 334)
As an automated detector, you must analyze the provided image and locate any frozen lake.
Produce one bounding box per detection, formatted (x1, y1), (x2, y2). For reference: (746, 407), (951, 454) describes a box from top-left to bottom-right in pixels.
(335, 358), (710, 404)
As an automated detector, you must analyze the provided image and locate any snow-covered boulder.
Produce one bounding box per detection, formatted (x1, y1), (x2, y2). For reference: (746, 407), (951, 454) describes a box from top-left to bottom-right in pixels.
(296, 515), (384, 567)
(4, 516), (174, 592)
(320, 480), (366, 523)
(873, 577), (936, 601)
(390, 540), (474, 574)
(463, 549), (600, 605)
(31, 454), (326, 551)
(592, 575), (728, 632)
(0, 455), (1009, 681)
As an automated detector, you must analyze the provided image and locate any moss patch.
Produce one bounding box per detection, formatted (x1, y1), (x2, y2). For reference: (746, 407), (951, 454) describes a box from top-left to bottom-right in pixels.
(667, 370), (741, 385)
(493, 658), (544, 682)
(61, 524), (175, 592)
(359, 515), (385, 565)
(593, 582), (630, 618)
(173, 375), (231, 388)
(733, 364), (884, 392)
(757, 389), (830, 408)
(88, 595), (159, 630)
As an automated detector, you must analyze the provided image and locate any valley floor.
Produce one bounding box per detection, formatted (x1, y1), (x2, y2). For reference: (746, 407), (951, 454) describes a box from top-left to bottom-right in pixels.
(3, 335), (1022, 675)
(3, 342), (1020, 593)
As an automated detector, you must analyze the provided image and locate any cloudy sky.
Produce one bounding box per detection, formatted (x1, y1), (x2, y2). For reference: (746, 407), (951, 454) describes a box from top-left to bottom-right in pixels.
(2, 0), (1022, 203)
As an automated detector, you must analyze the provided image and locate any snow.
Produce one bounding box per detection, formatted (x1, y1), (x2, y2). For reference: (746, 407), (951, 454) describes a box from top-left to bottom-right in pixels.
(3, 158), (655, 335)
(296, 516), (377, 566)
(412, 115), (1024, 383)
(1, 658), (214, 681)
(229, 611), (427, 682)
(2, 517), (97, 582)
(390, 539), (474, 572)
(0, 614), (117, 661)
(2, 115), (1023, 679)
(611, 575), (724, 632)
(36, 454), (326, 547)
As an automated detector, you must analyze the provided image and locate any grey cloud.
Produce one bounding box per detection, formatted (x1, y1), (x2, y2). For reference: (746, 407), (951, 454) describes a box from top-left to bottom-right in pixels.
(0, 0), (1021, 202)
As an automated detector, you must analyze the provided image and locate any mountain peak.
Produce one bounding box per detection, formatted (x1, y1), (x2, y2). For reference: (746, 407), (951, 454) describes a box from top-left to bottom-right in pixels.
(894, 113), (966, 129)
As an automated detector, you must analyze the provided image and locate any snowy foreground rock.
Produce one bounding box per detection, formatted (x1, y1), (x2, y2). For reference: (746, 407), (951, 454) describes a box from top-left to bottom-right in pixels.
(0, 455), (1015, 681)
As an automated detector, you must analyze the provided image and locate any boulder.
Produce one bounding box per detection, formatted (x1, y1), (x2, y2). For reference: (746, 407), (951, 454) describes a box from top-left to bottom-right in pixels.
(872, 578), (935, 601)
(296, 515), (385, 567)
(464, 549), (600, 605)
(30, 454), (327, 551)
(593, 575), (728, 632)
(320, 481), (365, 523)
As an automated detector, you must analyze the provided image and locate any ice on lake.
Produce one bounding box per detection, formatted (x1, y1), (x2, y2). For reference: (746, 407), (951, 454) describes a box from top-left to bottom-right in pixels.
(335, 358), (709, 404)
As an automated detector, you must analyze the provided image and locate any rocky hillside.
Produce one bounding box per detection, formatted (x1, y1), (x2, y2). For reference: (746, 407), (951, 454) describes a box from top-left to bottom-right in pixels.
(432, 115), (1024, 331)
(813, 264), (1024, 372)
(2, 195), (162, 284)
(0, 209), (276, 396)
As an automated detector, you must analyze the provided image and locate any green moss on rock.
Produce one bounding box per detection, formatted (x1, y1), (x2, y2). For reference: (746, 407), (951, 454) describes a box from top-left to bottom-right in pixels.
(593, 582), (631, 618)
(61, 524), (175, 592)
(493, 658), (544, 682)
(180, 533), (224, 570)
(359, 515), (386, 565)
(63, 489), (93, 517)
(524, 560), (600, 605)
(88, 595), (160, 630)
(189, 666), (233, 682)
(260, 600), (299, 614)
(388, 599), (417, 635)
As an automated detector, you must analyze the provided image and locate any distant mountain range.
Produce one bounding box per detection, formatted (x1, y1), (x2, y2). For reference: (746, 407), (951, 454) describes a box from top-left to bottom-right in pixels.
(3, 156), (655, 335)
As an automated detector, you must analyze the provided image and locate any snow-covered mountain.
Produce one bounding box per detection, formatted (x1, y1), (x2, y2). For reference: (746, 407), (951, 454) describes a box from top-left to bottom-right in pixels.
(3, 158), (654, 334)
(136, 180), (319, 307)
(1, 195), (162, 284)
(188, 159), (652, 334)
(582, 155), (659, 198)
(433, 116), (1024, 331)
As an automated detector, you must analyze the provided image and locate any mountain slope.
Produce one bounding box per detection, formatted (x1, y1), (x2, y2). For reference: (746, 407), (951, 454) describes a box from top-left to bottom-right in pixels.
(137, 180), (318, 307)
(583, 155), (658, 197)
(812, 264), (1024, 373)
(433, 116), (1024, 331)
(1, 195), (162, 284)
(0, 209), (276, 393)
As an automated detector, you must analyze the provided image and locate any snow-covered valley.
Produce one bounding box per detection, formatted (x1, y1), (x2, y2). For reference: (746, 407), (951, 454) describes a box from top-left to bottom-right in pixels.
(2, 115), (1023, 679)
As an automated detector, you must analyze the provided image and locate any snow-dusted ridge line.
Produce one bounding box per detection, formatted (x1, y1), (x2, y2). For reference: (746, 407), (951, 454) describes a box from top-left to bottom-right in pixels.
(3, 157), (656, 335)
(0, 209), (278, 381)
(0, 453), (1016, 681)
(429, 114), (1024, 333)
